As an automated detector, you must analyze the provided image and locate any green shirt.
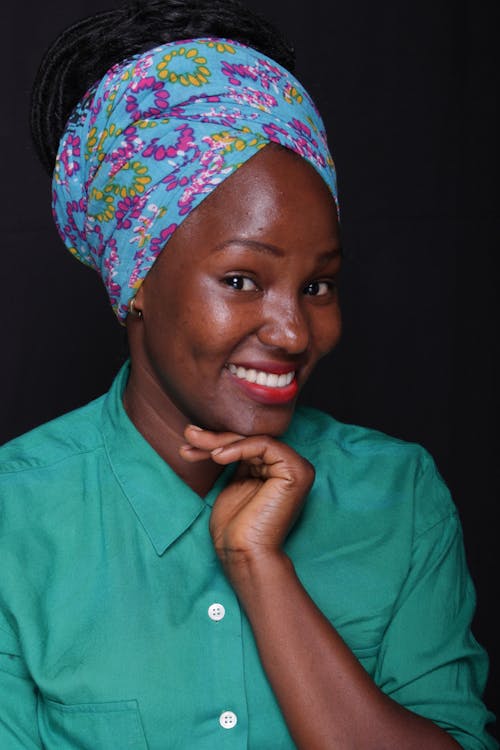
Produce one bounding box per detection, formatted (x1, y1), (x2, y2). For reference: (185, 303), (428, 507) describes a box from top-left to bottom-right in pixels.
(0, 362), (496, 749)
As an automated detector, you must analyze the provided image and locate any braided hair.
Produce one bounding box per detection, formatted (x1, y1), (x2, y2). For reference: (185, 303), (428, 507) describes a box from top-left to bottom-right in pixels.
(31, 0), (295, 175)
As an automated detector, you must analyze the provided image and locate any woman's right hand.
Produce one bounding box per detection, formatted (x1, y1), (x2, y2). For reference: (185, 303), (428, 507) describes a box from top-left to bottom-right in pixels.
(180, 425), (315, 571)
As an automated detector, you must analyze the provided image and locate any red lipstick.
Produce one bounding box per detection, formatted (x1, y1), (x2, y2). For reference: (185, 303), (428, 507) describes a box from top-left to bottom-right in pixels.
(225, 363), (299, 405)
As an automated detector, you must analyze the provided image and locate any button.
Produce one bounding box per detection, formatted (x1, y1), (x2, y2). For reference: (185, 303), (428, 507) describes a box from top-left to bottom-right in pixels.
(219, 710), (237, 729)
(208, 603), (226, 621)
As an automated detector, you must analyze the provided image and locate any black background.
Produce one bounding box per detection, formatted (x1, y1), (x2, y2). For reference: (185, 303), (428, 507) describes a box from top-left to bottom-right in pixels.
(1, 0), (498, 737)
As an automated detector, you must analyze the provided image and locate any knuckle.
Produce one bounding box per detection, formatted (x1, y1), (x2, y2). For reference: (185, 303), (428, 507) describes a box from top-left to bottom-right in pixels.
(296, 457), (315, 487)
(286, 456), (315, 489)
(255, 434), (274, 449)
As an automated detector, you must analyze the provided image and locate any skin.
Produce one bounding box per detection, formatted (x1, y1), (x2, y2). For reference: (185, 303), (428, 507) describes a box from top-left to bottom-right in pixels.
(124, 143), (342, 494)
(124, 144), (460, 749)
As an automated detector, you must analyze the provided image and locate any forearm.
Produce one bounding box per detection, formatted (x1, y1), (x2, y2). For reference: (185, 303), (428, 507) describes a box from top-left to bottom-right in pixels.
(225, 551), (461, 750)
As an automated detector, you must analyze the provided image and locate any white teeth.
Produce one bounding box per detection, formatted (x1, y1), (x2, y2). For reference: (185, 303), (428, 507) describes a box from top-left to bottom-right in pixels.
(227, 364), (295, 388)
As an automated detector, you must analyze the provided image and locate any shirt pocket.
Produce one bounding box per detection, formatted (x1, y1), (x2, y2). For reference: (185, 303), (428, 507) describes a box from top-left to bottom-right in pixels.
(38, 698), (149, 750)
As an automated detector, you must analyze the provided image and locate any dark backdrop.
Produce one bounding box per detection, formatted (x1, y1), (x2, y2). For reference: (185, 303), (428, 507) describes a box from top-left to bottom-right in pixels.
(1, 0), (498, 736)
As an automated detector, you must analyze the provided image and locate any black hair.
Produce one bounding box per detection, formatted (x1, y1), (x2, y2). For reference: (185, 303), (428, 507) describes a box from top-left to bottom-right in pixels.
(30, 0), (295, 176)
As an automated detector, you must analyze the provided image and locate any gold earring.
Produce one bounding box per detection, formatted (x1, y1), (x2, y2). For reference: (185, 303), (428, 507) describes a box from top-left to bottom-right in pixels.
(129, 297), (143, 320)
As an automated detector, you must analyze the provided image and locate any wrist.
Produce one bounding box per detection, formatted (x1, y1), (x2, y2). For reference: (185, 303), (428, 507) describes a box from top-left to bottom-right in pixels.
(218, 546), (295, 589)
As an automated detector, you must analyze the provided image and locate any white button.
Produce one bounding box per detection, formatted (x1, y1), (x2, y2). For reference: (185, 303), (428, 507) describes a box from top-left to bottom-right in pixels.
(219, 710), (237, 729)
(208, 603), (226, 621)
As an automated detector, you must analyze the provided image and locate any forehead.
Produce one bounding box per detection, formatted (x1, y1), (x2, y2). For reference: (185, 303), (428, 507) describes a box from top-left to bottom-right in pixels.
(164, 144), (339, 258)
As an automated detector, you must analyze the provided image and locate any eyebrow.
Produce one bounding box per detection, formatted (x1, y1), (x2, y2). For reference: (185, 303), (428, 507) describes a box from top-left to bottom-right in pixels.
(213, 239), (342, 263)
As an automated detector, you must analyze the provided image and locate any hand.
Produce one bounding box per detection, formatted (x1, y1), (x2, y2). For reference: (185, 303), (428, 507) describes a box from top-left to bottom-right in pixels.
(180, 426), (315, 569)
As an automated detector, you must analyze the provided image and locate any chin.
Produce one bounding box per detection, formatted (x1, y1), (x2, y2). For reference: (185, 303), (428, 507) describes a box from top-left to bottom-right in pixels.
(207, 405), (296, 438)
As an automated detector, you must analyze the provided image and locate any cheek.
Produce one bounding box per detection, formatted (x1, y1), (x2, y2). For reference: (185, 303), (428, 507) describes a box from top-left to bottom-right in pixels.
(181, 296), (250, 360)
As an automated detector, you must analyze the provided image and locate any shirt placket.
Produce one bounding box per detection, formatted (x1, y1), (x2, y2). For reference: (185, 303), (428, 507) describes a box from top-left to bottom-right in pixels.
(202, 570), (249, 748)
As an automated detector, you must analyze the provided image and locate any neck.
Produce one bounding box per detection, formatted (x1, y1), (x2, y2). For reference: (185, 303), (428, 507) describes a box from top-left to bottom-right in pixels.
(123, 361), (224, 497)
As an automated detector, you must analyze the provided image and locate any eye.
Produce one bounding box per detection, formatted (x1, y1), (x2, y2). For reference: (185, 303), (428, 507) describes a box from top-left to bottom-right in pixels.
(303, 280), (334, 296)
(223, 275), (258, 291)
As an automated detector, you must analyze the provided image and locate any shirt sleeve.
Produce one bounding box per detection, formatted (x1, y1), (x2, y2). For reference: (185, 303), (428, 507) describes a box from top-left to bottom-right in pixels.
(373, 456), (498, 750)
(0, 623), (42, 749)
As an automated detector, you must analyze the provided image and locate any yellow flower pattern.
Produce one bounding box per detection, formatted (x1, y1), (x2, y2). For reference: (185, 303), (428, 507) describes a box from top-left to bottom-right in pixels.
(157, 47), (211, 87)
(53, 38), (337, 320)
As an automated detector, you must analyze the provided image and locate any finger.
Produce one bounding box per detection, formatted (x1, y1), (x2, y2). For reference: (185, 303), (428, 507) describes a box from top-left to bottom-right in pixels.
(210, 435), (287, 466)
(178, 444), (213, 463)
(247, 461), (269, 479)
(183, 424), (246, 452)
(210, 436), (314, 489)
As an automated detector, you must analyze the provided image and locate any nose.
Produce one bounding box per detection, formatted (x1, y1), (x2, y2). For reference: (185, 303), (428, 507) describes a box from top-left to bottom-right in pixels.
(257, 295), (310, 354)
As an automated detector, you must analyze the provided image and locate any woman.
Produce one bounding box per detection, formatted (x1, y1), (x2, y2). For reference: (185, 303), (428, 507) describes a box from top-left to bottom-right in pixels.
(0, 0), (496, 748)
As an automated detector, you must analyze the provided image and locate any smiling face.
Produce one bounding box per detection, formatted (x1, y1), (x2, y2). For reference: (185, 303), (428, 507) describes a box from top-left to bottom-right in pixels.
(129, 144), (341, 438)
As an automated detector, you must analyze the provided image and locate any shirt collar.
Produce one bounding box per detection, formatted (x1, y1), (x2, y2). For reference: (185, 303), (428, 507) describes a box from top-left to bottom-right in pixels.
(100, 361), (234, 555)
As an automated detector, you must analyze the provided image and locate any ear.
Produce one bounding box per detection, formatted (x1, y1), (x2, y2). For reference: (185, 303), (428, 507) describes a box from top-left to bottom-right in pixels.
(127, 286), (145, 321)
(132, 284), (146, 316)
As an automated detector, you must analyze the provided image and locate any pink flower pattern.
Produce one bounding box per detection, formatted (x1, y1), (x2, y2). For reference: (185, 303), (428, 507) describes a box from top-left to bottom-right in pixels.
(52, 38), (337, 321)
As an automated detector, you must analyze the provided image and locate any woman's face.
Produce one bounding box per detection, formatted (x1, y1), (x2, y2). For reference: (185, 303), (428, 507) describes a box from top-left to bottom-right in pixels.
(132, 144), (341, 437)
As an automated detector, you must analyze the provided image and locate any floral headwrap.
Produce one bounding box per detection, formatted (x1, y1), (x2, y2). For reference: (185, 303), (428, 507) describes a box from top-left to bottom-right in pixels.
(52, 38), (338, 321)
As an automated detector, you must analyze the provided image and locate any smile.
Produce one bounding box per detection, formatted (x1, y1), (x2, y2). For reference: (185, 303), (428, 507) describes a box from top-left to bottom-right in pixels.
(227, 364), (295, 388)
(225, 363), (299, 406)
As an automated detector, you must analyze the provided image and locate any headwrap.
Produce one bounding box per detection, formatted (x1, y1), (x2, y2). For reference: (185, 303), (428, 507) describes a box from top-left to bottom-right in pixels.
(52, 38), (338, 322)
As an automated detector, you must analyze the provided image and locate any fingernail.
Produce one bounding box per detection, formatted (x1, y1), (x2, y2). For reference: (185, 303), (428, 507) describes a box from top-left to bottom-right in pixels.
(211, 447), (224, 456)
(187, 424), (203, 432)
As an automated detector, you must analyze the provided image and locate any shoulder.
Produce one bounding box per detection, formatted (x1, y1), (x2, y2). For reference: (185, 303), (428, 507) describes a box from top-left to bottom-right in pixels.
(0, 395), (107, 501)
(286, 406), (457, 536)
(0, 396), (112, 600)
(0, 396), (110, 640)
(286, 404), (425, 462)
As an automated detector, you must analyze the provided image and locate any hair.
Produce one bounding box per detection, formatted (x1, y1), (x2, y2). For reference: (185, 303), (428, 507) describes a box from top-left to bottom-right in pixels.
(30, 0), (295, 176)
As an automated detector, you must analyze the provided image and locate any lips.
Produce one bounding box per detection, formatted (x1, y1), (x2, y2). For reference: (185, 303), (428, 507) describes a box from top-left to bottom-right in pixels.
(225, 363), (299, 405)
